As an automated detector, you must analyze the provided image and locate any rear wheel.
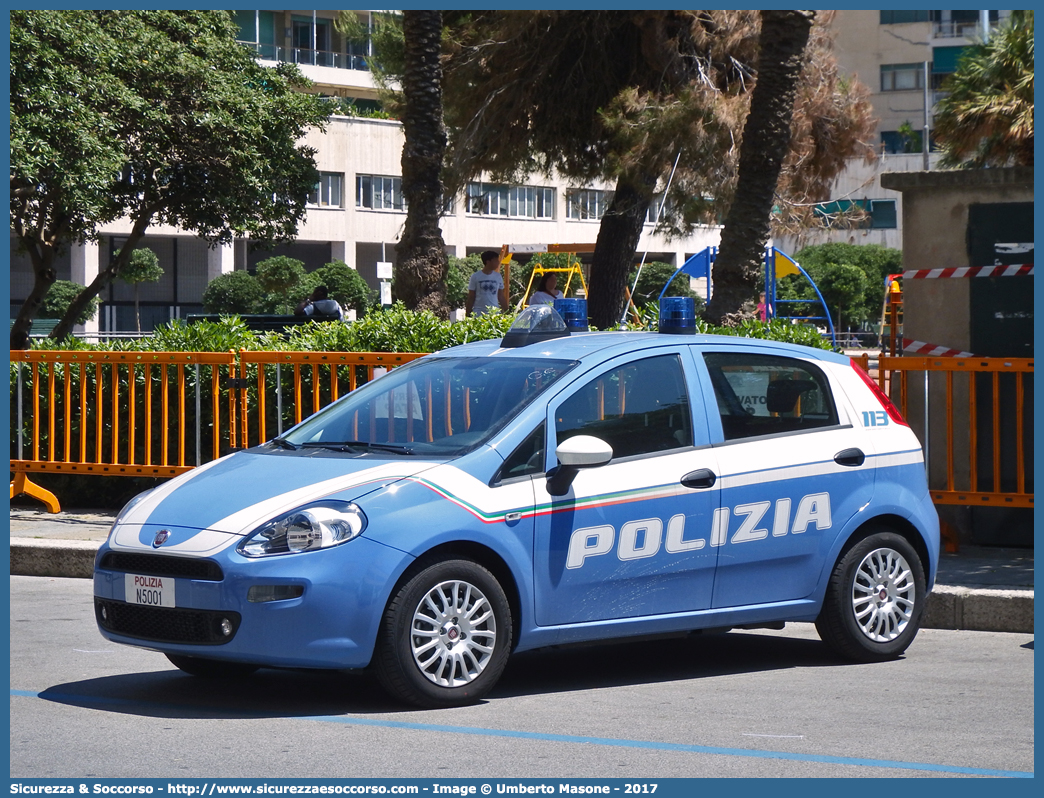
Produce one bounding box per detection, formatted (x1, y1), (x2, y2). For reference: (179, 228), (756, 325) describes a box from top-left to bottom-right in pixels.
(165, 654), (259, 678)
(816, 530), (926, 662)
(375, 559), (512, 708)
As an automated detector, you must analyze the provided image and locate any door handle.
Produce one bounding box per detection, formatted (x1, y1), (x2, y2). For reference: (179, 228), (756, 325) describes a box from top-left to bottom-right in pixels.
(681, 468), (717, 489)
(834, 448), (866, 467)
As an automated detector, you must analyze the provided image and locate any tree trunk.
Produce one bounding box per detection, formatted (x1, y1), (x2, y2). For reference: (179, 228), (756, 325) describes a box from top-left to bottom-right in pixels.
(394, 10), (450, 319)
(704, 10), (815, 326)
(588, 172), (656, 330)
(9, 241), (59, 350)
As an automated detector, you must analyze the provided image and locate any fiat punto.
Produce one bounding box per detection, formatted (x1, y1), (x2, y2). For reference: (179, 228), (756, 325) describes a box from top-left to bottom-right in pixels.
(95, 306), (940, 707)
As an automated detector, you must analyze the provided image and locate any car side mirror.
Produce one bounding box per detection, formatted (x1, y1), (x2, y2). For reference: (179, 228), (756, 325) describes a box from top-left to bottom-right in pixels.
(546, 435), (613, 496)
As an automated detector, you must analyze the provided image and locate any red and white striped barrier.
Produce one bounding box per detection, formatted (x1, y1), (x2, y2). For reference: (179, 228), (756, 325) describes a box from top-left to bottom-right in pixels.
(901, 338), (976, 358)
(901, 263), (1033, 279)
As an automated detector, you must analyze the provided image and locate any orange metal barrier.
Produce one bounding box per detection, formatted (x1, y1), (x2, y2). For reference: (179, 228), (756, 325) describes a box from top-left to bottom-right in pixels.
(10, 350), (429, 510)
(854, 354), (1033, 508)
(11, 350), (239, 511)
(233, 351), (426, 449)
(14, 348), (1030, 515)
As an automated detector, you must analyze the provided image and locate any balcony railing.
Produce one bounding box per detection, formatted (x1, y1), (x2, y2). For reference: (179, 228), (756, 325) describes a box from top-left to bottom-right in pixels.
(239, 41), (368, 71)
(932, 20), (988, 40)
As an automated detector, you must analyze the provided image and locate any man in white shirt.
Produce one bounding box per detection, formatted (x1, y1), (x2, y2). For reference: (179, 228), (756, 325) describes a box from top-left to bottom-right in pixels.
(465, 251), (509, 316)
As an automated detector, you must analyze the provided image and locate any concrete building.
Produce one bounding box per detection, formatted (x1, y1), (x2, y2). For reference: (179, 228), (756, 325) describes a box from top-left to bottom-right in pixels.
(777, 9), (1012, 255)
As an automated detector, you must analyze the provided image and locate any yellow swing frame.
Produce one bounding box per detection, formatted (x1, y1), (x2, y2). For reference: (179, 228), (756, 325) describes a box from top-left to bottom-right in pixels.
(499, 243), (591, 312)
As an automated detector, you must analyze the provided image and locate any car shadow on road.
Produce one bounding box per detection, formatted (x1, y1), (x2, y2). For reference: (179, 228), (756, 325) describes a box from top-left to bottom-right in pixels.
(494, 629), (842, 698)
(36, 629), (850, 719)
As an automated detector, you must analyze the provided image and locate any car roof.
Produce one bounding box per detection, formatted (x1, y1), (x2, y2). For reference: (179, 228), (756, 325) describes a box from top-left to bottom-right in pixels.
(436, 331), (849, 364)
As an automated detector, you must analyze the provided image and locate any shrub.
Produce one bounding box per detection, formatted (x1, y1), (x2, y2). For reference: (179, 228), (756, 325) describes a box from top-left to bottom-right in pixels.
(41, 280), (100, 324)
(148, 316), (259, 352)
(255, 256), (307, 313)
(314, 260), (375, 314)
(445, 255), (472, 310)
(783, 243), (902, 327)
(202, 271), (264, 314)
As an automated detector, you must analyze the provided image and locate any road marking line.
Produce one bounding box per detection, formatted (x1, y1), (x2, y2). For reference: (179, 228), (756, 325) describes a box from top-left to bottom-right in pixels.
(11, 688), (1032, 778)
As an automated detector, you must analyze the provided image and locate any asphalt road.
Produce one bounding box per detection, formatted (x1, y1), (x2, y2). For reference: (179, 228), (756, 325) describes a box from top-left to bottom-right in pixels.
(9, 576), (1034, 779)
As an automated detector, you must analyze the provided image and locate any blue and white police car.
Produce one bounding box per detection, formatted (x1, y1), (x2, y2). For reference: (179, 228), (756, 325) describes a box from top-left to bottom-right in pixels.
(94, 304), (940, 708)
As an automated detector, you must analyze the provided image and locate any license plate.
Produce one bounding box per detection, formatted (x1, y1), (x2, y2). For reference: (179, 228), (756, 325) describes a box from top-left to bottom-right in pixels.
(125, 573), (176, 608)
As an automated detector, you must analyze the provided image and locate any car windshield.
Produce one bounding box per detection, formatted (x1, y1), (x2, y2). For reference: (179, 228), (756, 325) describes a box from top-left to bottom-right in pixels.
(279, 356), (577, 457)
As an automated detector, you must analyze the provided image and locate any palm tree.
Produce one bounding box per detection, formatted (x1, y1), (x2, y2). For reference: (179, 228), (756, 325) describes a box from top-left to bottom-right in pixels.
(933, 11), (1034, 168)
(705, 10), (815, 325)
(356, 12), (874, 328)
(393, 10), (450, 318)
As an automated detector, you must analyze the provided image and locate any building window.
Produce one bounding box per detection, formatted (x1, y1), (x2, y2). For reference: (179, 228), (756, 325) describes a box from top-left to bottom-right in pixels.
(291, 16), (333, 67)
(879, 11), (930, 24)
(868, 200), (897, 229)
(566, 188), (612, 221)
(881, 63), (925, 92)
(309, 172), (344, 208)
(356, 175), (404, 211)
(813, 199), (897, 230)
(235, 10), (277, 60)
(646, 194), (674, 224)
(465, 183), (554, 219)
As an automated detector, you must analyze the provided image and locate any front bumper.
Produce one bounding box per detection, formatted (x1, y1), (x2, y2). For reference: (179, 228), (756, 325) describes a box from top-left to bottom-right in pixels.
(93, 534), (412, 670)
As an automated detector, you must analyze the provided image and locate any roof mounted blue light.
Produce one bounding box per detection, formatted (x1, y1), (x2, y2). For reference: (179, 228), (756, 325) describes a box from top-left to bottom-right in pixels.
(553, 298), (589, 332)
(659, 296), (697, 335)
(501, 305), (571, 348)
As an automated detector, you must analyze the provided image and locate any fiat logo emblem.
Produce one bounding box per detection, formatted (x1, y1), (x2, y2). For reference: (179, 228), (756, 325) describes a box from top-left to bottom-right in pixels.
(153, 529), (171, 548)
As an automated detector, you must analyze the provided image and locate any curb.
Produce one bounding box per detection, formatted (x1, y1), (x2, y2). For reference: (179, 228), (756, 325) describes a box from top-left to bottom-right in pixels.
(922, 584), (1034, 634)
(10, 538), (1034, 634)
(11, 538), (98, 580)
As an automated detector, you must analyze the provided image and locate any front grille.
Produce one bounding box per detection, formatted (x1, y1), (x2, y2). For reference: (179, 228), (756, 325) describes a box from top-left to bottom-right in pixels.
(95, 599), (240, 645)
(99, 552), (223, 582)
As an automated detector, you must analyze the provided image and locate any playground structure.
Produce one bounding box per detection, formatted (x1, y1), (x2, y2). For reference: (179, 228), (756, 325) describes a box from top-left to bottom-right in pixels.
(499, 243), (646, 323)
(499, 243), (590, 313)
(655, 246), (838, 349)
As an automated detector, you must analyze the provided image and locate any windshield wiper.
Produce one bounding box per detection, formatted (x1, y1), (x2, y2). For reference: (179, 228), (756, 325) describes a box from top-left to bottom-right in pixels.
(299, 440), (414, 455)
(270, 437), (298, 450)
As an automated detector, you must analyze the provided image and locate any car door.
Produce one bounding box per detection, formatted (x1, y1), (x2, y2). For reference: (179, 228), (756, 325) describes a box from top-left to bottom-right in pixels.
(696, 349), (877, 609)
(532, 349), (721, 626)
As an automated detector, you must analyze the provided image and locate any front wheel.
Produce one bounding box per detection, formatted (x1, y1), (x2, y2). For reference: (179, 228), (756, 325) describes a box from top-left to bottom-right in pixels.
(375, 559), (512, 708)
(816, 530), (926, 662)
(165, 654), (259, 678)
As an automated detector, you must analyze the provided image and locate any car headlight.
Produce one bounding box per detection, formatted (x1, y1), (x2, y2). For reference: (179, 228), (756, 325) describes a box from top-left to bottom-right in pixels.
(238, 501), (367, 557)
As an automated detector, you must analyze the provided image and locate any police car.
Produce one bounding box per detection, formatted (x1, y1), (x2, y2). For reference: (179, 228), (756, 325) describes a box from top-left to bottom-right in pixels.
(94, 304), (940, 708)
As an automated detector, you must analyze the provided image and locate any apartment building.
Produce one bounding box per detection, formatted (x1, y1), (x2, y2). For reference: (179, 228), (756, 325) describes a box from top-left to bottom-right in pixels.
(777, 9), (1010, 253)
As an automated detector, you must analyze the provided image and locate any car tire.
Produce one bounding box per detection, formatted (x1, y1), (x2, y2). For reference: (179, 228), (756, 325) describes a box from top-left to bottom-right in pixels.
(165, 654), (260, 678)
(375, 559), (512, 708)
(816, 529), (926, 662)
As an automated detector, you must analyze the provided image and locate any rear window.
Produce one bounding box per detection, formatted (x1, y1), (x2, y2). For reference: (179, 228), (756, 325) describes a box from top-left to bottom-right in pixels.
(703, 352), (838, 441)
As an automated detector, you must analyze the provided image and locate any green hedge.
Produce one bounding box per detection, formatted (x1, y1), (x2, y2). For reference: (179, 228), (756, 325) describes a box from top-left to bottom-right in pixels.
(23, 301), (835, 355)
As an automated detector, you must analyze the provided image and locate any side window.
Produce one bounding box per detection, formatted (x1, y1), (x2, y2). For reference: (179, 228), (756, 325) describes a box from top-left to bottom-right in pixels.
(703, 352), (838, 441)
(496, 423), (546, 482)
(555, 355), (692, 459)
